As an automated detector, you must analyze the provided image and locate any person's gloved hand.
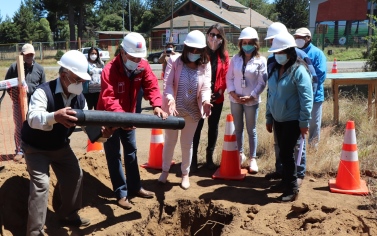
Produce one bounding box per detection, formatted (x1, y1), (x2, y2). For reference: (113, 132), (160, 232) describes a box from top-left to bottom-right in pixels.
(210, 92), (221, 103)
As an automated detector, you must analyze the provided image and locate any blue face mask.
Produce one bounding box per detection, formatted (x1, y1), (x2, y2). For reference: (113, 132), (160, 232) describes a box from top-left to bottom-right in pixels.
(275, 54), (289, 65)
(242, 45), (255, 54)
(188, 52), (201, 62)
(124, 59), (139, 71)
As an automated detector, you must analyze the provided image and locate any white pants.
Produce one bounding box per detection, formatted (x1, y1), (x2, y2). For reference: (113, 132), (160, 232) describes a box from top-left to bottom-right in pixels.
(162, 116), (199, 175)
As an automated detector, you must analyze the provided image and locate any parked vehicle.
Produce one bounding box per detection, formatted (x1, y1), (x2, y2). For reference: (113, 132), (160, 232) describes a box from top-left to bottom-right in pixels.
(147, 45), (184, 64)
(80, 47), (110, 62)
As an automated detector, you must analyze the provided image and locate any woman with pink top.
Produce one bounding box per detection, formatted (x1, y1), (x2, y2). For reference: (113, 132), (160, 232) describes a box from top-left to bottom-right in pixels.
(158, 30), (212, 190)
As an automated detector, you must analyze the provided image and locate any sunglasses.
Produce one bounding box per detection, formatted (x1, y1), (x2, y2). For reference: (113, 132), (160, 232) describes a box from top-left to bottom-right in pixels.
(209, 33), (222, 38)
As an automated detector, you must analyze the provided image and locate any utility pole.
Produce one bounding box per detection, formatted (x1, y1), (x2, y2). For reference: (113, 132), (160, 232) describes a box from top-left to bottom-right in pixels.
(122, 0), (125, 36)
(170, 0), (174, 43)
(129, 0), (132, 32)
(249, 0), (252, 27)
(367, 0), (374, 55)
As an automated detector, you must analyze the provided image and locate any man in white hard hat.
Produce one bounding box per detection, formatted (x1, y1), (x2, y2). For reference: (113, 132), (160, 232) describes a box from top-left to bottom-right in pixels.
(264, 23), (318, 188)
(97, 32), (167, 210)
(21, 50), (113, 234)
(5, 43), (46, 159)
(293, 27), (326, 148)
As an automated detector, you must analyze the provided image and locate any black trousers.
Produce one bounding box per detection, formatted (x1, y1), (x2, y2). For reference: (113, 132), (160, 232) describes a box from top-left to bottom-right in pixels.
(84, 92), (99, 110)
(273, 119), (300, 193)
(192, 102), (223, 165)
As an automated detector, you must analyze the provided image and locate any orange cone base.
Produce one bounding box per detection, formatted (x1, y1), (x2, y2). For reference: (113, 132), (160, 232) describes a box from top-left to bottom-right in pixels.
(87, 140), (103, 152)
(212, 168), (247, 180)
(328, 179), (369, 195)
(140, 161), (175, 170)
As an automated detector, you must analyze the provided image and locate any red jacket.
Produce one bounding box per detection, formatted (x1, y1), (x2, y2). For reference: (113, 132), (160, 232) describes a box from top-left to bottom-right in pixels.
(97, 54), (162, 112)
(213, 51), (229, 104)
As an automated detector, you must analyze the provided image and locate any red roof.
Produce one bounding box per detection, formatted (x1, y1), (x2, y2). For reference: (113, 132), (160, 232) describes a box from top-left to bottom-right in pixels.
(316, 0), (368, 22)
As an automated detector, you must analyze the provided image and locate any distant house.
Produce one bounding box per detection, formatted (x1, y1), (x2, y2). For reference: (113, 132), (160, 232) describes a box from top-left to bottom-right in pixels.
(150, 0), (273, 50)
(96, 31), (129, 56)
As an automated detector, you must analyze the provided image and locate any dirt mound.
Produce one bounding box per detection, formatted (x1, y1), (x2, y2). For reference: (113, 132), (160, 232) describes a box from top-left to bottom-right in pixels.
(1, 148), (377, 236)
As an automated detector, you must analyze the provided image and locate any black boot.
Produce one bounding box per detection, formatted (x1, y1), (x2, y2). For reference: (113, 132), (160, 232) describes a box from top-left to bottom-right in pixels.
(205, 151), (217, 170)
(190, 153), (198, 173)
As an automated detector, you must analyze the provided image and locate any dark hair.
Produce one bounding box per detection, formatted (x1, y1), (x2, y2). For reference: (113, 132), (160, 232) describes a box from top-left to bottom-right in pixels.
(181, 45), (209, 66)
(166, 42), (175, 47)
(238, 38), (260, 58)
(87, 47), (103, 65)
(206, 23), (227, 63)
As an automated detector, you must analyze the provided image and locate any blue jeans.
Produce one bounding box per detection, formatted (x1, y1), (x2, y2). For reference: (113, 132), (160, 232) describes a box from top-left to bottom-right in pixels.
(104, 128), (141, 200)
(274, 124), (306, 178)
(230, 102), (258, 157)
(309, 102), (323, 146)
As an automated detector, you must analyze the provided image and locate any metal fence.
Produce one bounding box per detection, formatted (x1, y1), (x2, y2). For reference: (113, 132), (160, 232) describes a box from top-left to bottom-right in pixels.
(0, 23), (373, 61)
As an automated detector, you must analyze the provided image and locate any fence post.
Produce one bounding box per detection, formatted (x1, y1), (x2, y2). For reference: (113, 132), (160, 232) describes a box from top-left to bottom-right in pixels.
(66, 41), (69, 51)
(78, 37), (81, 50)
(39, 42), (43, 61)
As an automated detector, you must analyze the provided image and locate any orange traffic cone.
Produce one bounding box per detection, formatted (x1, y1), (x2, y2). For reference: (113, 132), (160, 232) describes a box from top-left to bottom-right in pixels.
(87, 139), (103, 152)
(213, 114), (247, 180)
(331, 58), (338, 73)
(329, 121), (369, 195)
(140, 129), (174, 169)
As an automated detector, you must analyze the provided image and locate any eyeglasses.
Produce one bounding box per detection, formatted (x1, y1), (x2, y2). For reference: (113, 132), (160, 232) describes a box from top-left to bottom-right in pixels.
(209, 33), (222, 38)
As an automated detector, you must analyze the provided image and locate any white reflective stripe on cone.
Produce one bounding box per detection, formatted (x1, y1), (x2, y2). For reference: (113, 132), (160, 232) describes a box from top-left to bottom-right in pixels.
(223, 141), (237, 151)
(150, 135), (164, 143)
(343, 129), (357, 144)
(340, 150), (358, 162)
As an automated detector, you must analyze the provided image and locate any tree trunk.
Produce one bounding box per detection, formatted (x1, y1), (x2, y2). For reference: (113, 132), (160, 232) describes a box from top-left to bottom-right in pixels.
(68, 5), (76, 49)
(78, 6), (84, 43)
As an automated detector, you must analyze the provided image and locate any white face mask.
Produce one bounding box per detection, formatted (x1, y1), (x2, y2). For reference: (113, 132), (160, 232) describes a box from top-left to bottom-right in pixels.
(124, 59), (139, 71)
(208, 37), (222, 51)
(90, 54), (97, 61)
(68, 82), (83, 95)
(66, 75), (83, 95)
(295, 39), (306, 48)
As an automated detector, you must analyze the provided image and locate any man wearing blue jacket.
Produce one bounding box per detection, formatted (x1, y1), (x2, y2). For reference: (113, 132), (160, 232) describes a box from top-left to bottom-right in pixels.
(294, 28), (327, 147)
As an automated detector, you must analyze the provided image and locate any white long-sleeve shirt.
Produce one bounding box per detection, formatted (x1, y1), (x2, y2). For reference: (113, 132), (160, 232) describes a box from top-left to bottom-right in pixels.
(27, 78), (88, 131)
(226, 54), (268, 106)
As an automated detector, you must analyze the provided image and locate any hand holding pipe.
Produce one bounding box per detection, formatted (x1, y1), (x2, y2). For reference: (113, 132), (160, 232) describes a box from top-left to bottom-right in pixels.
(73, 109), (185, 130)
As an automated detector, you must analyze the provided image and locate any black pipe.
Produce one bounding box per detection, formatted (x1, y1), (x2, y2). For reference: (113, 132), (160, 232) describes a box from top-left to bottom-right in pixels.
(73, 109), (185, 130)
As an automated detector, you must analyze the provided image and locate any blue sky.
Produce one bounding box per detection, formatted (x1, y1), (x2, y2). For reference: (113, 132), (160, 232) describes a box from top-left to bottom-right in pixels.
(1, 0), (21, 18)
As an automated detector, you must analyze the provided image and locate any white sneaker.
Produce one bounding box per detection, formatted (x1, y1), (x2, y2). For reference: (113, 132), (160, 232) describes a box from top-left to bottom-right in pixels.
(249, 158), (258, 174)
(181, 175), (190, 190)
(239, 153), (247, 166)
(158, 171), (169, 183)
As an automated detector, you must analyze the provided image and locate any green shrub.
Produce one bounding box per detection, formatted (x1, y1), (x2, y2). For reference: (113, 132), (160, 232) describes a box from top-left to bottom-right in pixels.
(54, 50), (64, 61)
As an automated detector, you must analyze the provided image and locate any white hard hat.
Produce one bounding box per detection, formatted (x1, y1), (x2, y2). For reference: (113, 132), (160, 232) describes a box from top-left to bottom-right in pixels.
(265, 22), (288, 40)
(57, 50), (91, 80)
(238, 27), (258, 40)
(184, 30), (206, 48)
(268, 32), (297, 53)
(293, 27), (312, 37)
(121, 32), (147, 58)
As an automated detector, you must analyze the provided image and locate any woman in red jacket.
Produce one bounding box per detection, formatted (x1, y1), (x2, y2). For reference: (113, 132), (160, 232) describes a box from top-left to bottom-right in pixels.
(191, 23), (229, 172)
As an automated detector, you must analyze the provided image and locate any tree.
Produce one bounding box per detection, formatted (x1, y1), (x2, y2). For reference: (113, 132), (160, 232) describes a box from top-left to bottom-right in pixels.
(274, 0), (309, 29)
(0, 16), (20, 43)
(12, 1), (38, 42)
(237, 0), (277, 21)
(34, 18), (53, 43)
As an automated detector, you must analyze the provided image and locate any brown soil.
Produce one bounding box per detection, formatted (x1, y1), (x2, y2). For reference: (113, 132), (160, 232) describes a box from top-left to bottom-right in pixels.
(0, 87), (376, 236)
